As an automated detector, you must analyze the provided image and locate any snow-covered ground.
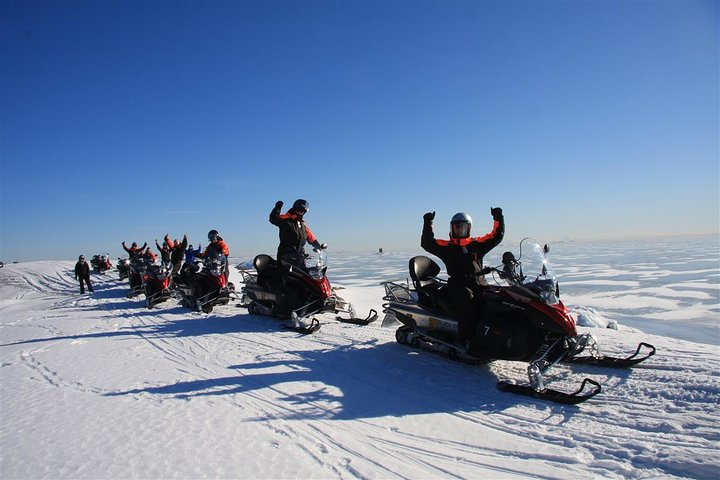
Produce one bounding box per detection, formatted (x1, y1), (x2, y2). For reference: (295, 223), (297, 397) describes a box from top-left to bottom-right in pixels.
(1, 236), (718, 479)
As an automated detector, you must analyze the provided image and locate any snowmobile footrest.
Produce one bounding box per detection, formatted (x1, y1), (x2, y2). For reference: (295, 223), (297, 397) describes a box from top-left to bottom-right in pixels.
(497, 378), (602, 405)
(337, 309), (378, 325)
(569, 342), (656, 368)
(282, 318), (321, 335)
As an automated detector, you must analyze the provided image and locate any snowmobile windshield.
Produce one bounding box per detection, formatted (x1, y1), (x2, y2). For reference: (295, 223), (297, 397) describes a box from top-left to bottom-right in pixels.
(305, 250), (327, 280)
(518, 238), (559, 304)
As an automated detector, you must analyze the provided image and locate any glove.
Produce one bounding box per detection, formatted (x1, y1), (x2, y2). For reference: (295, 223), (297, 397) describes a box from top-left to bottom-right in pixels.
(275, 201), (283, 209)
(491, 207), (503, 220)
(312, 241), (328, 252)
(423, 211), (435, 223)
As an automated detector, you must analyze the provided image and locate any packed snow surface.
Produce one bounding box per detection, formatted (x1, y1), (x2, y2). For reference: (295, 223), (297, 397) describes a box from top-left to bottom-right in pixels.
(1, 236), (718, 479)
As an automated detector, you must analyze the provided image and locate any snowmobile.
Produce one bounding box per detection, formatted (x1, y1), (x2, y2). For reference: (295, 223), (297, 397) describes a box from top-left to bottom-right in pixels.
(117, 258), (130, 280)
(381, 238), (655, 404)
(90, 254), (112, 274)
(238, 251), (377, 334)
(127, 258), (149, 297)
(175, 251), (235, 313)
(143, 261), (172, 309)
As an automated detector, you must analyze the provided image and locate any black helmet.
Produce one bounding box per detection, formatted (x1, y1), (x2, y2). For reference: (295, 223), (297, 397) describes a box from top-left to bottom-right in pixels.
(292, 199), (309, 213)
(208, 229), (220, 241)
(450, 212), (472, 239)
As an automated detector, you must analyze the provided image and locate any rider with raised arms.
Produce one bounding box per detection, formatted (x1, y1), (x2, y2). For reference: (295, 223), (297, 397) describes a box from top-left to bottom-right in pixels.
(270, 199), (327, 269)
(421, 207), (505, 346)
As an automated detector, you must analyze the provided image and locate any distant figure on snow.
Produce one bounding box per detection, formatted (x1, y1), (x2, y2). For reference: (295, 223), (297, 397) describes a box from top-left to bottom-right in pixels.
(74, 255), (94, 294)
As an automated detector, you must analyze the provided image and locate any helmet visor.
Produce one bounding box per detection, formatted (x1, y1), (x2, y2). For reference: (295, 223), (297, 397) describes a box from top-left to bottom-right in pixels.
(451, 223), (471, 239)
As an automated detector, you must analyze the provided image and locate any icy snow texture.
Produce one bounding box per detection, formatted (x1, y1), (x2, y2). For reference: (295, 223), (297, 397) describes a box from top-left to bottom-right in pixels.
(1, 236), (718, 479)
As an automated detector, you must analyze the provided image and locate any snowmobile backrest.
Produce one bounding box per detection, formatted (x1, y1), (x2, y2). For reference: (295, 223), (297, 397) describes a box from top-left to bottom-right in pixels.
(409, 256), (441, 289)
(253, 254), (276, 274)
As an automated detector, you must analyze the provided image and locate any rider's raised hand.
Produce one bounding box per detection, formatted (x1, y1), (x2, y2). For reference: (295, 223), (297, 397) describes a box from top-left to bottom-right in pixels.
(423, 211), (436, 223)
(491, 207), (503, 220)
(275, 200), (284, 209)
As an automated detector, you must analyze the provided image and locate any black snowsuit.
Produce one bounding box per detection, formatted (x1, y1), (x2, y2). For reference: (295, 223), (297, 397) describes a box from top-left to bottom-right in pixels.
(74, 260), (93, 294)
(122, 242), (147, 262)
(155, 241), (172, 265)
(166, 234), (188, 278)
(421, 211), (505, 343)
(269, 203), (322, 268)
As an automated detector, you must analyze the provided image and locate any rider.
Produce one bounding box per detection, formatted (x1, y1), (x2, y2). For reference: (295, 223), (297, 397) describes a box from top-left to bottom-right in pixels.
(141, 247), (157, 263)
(165, 234), (188, 277)
(421, 207), (505, 346)
(197, 229), (230, 281)
(269, 199), (327, 269)
(122, 241), (147, 262)
(155, 238), (172, 265)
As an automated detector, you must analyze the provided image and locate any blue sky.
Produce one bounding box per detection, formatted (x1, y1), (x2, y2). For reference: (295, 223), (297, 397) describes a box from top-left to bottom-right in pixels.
(1, 0), (718, 262)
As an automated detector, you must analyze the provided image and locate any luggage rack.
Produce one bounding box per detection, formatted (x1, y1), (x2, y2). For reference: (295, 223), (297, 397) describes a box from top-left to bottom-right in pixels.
(381, 280), (418, 304)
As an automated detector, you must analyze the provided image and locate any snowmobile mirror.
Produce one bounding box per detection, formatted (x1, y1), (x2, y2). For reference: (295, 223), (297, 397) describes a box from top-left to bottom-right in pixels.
(544, 244), (550, 254)
(501, 252), (516, 265)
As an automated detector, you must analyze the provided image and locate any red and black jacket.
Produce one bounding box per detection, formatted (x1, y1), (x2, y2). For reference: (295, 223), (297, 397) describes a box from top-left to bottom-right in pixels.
(421, 213), (504, 288)
(269, 204), (319, 259)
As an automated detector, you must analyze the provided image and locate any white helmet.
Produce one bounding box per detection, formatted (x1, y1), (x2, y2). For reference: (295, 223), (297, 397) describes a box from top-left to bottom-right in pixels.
(450, 212), (472, 239)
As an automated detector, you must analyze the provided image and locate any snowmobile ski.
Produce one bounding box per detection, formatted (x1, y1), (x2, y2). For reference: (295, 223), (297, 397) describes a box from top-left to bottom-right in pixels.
(281, 318), (321, 335)
(497, 378), (602, 405)
(568, 342), (656, 368)
(336, 308), (379, 325)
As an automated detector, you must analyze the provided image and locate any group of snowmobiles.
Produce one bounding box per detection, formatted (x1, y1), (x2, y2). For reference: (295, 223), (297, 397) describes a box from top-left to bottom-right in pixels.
(106, 215), (654, 405)
(114, 248), (236, 312)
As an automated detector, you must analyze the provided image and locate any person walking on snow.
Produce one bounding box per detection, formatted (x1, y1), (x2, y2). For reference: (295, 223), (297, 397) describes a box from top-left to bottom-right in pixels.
(74, 255), (94, 294)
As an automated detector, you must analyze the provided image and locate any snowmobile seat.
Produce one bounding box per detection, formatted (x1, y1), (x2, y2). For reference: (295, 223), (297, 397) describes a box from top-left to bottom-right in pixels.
(409, 256), (446, 310)
(253, 254), (276, 275)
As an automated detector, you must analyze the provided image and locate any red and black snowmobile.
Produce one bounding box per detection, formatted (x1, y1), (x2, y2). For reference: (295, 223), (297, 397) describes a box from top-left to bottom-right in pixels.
(117, 258), (130, 281)
(382, 238), (655, 404)
(239, 251), (377, 334)
(176, 251), (235, 313)
(127, 258), (148, 298)
(90, 254), (112, 274)
(143, 261), (172, 309)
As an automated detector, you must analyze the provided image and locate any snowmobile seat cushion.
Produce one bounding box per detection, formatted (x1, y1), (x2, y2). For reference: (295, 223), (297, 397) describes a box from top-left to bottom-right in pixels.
(254, 254), (276, 274)
(409, 256), (441, 288)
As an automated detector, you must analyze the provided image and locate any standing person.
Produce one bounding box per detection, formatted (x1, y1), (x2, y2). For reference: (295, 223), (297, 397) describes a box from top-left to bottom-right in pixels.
(420, 207), (505, 346)
(122, 241), (147, 262)
(269, 199), (327, 268)
(166, 234), (188, 278)
(74, 255), (94, 294)
(155, 238), (172, 265)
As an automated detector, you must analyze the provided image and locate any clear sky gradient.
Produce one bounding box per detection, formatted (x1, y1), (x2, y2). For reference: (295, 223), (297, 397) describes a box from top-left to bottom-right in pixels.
(1, 0), (718, 262)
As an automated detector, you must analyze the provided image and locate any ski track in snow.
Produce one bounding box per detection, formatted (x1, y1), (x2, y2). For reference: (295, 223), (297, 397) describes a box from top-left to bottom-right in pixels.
(1, 239), (719, 479)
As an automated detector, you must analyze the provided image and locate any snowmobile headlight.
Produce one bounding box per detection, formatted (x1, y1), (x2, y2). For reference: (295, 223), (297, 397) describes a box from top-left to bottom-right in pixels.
(308, 267), (323, 280)
(539, 290), (559, 305)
